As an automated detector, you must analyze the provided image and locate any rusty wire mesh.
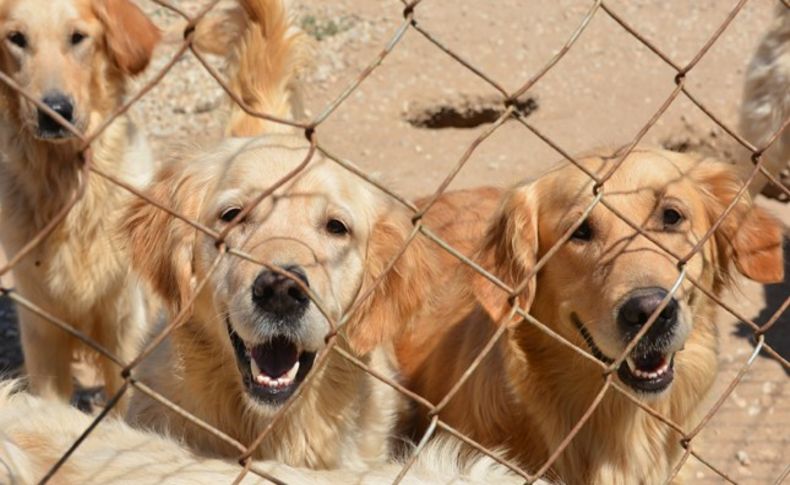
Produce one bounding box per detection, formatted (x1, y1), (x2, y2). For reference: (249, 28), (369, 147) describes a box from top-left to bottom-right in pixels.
(0, 0), (788, 484)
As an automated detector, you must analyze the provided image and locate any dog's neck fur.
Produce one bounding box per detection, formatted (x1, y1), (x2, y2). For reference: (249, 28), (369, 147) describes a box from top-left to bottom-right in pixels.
(130, 299), (397, 470)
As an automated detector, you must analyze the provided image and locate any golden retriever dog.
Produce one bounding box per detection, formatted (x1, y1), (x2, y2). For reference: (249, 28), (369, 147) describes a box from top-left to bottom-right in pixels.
(0, 381), (526, 484)
(123, 0), (436, 470)
(0, 0), (160, 408)
(399, 149), (784, 484)
(740, 3), (790, 199)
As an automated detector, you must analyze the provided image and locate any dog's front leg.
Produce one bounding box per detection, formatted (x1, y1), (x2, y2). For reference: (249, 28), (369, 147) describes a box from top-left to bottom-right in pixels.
(95, 282), (149, 415)
(18, 307), (75, 403)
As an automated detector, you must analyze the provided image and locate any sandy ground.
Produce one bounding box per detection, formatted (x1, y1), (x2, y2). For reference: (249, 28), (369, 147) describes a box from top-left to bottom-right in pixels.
(0, 0), (788, 483)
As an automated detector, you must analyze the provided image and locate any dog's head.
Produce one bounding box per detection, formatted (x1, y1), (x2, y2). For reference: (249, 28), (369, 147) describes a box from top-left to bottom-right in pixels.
(0, 0), (159, 140)
(474, 149), (783, 396)
(125, 135), (431, 409)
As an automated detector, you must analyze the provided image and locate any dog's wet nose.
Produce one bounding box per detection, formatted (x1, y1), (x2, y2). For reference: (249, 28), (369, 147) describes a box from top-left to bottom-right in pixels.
(42, 94), (74, 121)
(252, 266), (310, 318)
(617, 288), (678, 335)
(38, 93), (75, 137)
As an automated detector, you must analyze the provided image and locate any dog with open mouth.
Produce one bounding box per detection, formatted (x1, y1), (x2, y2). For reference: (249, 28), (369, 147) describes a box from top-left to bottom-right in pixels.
(397, 148), (784, 484)
(122, 0), (435, 469)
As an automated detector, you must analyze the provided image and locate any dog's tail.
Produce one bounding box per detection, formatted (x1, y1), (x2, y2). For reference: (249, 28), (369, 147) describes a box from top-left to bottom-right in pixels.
(223, 0), (308, 137)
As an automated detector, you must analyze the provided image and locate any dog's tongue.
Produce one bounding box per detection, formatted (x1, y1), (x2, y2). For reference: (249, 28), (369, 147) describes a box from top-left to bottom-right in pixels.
(633, 351), (665, 372)
(251, 336), (299, 378)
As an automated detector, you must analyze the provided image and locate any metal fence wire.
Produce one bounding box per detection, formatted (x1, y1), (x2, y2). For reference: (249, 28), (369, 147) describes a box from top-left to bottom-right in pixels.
(0, 0), (788, 484)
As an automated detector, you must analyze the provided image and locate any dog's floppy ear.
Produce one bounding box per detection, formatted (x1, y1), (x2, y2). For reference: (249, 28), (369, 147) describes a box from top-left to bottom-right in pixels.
(472, 185), (539, 324)
(342, 208), (436, 355)
(123, 162), (207, 310)
(693, 160), (784, 286)
(94, 0), (161, 75)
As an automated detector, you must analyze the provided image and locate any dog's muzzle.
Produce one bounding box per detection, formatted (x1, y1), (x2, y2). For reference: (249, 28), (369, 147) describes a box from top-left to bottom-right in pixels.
(573, 287), (682, 394)
(616, 287), (679, 393)
(37, 92), (76, 140)
(227, 266), (318, 406)
(228, 324), (317, 406)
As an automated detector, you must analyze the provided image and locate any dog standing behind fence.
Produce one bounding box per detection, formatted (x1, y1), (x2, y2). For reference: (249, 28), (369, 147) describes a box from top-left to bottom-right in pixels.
(740, 3), (790, 199)
(0, 0), (161, 410)
(122, 0), (443, 469)
(398, 149), (784, 484)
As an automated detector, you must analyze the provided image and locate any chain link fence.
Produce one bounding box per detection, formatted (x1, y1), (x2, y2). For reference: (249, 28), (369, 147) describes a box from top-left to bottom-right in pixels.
(0, 0), (788, 483)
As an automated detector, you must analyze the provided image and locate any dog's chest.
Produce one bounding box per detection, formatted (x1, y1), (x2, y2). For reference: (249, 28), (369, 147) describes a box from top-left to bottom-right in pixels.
(36, 229), (126, 308)
(546, 392), (687, 485)
(0, 168), (129, 313)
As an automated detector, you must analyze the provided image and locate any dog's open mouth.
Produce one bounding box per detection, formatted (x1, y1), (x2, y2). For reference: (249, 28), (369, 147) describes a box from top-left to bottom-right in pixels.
(37, 114), (74, 140)
(571, 313), (675, 394)
(227, 321), (316, 405)
(618, 351), (675, 393)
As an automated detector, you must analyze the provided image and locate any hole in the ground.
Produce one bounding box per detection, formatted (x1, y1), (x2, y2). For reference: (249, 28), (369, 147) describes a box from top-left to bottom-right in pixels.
(404, 95), (538, 129)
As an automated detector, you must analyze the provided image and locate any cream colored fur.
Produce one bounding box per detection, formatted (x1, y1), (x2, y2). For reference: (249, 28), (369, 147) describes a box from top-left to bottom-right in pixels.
(0, 380), (529, 484)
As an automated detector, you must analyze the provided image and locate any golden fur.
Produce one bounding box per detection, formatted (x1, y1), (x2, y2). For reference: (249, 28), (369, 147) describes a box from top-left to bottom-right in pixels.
(123, 0), (437, 469)
(399, 149), (784, 484)
(740, 4), (790, 197)
(0, 381), (527, 484)
(0, 0), (160, 409)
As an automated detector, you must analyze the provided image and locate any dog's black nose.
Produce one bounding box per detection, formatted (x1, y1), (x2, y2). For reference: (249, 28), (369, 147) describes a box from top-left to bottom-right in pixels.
(252, 266), (309, 318)
(38, 93), (75, 137)
(42, 93), (74, 122)
(617, 288), (678, 336)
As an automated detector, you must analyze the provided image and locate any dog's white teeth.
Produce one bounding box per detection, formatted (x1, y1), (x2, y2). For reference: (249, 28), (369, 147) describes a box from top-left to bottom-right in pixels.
(628, 355), (670, 380)
(253, 371), (283, 388)
(250, 359), (298, 388)
(284, 361), (300, 381)
(655, 358), (670, 375)
(255, 373), (272, 386)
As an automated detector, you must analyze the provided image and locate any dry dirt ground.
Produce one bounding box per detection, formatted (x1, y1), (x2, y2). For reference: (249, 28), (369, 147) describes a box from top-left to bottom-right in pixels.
(0, 0), (788, 483)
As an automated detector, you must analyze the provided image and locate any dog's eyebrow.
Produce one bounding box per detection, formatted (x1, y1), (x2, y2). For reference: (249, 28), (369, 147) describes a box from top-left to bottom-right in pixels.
(558, 209), (592, 233)
(325, 204), (355, 226)
(656, 195), (690, 210)
(211, 189), (247, 209)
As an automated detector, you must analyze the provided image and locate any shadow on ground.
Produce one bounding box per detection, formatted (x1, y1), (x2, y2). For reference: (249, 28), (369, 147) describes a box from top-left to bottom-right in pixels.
(735, 237), (789, 375)
(0, 296), (103, 410)
(0, 294), (21, 379)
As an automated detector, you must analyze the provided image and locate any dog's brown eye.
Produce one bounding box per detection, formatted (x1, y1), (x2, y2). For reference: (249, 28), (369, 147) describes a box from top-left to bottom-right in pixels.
(662, 208), (683, 227)
(571, 219), (593, 242)
(326, 218), (349, 236)
(219, 207), (243, 223)
(71, 31), (87, 46)
(7, 31), (26, 48)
